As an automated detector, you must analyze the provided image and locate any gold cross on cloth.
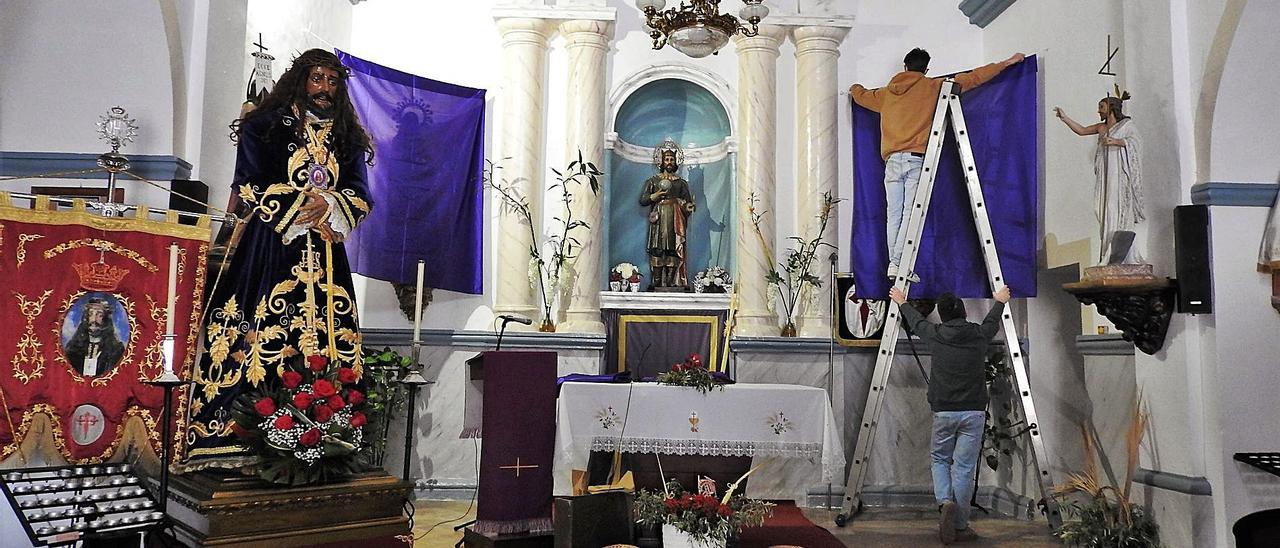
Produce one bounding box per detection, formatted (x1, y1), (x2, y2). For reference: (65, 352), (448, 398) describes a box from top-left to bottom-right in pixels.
(499, 457), (539, 477)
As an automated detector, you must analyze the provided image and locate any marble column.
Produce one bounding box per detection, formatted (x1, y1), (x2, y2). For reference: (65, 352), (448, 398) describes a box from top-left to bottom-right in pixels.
(493, 18), (555, 327)
(733, 25), (787, 337)
(559, 19), (613, 334)
(793, 26), (849, 337)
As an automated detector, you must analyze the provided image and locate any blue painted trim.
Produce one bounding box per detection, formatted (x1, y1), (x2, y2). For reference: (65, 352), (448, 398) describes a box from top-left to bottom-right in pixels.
(360, 328), (607, 351)
(1190, 182), (1278, 207)
(958, 0), (1017, 28)
(1076, 334), (1135, 356)
(1134, 468), (1213, 496)
(361, 328), (1028, 358)
(0, 151), (192, 182)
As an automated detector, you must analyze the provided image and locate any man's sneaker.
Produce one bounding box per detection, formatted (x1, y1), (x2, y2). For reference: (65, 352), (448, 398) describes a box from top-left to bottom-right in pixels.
(939, 501), (958, 544)
(887, 263), (921, 283)
(954, 527), (979, 543)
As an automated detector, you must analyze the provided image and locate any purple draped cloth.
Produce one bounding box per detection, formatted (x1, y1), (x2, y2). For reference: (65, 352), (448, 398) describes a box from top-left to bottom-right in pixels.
(851, 57), (1039, 299)
(336, 50), (485, 294)
(471, 351), (557, 535)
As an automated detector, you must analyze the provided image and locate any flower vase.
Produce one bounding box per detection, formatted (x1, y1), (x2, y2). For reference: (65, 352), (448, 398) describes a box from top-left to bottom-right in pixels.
(539, 318), (556, 333)
(780, 322), (797, 337)
(661, 524), (725, 548)
(610, 281), (622, 292)
(629, 281), (641, 293)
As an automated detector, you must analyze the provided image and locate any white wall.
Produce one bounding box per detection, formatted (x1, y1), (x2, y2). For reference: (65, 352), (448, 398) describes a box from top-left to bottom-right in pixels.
(0, 1), (175, 155)
(982, 0), (1124, 271)
(1204, 205), (1280, 546)
(1206, 0), (1280, 185)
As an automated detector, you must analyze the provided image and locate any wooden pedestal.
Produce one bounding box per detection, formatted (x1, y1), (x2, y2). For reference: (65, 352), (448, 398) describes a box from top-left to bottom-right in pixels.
(165, 470), (411, 547)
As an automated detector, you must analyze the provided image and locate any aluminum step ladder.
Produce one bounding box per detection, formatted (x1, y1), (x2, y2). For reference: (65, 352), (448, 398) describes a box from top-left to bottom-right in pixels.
(835, 79), (1062, 530)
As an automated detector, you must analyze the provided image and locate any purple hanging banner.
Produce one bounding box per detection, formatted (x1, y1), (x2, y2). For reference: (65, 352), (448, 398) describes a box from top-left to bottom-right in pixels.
(850, 57), (1039, 299)
(337, 50), (486, 294)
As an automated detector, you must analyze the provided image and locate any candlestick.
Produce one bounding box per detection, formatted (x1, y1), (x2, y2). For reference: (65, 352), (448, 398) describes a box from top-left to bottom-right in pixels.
(166, 244), (178, 335)
(413, 260), (425, 343)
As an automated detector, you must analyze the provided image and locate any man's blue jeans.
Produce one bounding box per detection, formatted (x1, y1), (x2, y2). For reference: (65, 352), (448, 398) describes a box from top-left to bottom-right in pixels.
(931, 410), (985, 530)
(883, 152), (924, 268)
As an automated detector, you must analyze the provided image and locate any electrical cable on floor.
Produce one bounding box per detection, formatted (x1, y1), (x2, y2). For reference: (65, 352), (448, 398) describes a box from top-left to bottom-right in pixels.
(414, 437), (480, 538)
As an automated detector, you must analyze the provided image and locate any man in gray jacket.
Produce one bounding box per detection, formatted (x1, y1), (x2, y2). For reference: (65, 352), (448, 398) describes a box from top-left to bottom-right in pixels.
(889, 285), (1010, 544)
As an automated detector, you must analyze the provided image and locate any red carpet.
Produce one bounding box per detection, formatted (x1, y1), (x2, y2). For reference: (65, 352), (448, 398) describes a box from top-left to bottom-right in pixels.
(738, 501), (844, 547)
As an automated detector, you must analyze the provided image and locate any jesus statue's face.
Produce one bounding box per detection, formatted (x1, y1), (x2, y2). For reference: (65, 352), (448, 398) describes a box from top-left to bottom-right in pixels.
(660, 152), (678, 173)
(1097, 100), (1111, 122)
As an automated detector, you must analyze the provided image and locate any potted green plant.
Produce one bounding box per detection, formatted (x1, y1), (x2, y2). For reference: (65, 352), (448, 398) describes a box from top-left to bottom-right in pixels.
(487, 152), (602, 332)
(1052, 396), (1160, 547)
(748, 191), (840, 336)
(359, 347), (412, 467)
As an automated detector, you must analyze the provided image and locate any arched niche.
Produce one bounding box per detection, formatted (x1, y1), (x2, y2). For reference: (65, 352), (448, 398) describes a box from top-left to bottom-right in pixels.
(605, 76), (735, 288)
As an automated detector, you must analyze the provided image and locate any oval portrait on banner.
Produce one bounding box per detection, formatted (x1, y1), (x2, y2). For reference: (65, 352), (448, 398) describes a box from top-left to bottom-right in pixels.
(845, 284), (887, 339)
(60, 292), (131, 377)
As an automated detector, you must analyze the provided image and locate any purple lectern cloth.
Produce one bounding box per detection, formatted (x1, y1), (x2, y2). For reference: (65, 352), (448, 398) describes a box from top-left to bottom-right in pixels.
(474, 351), (557, 534)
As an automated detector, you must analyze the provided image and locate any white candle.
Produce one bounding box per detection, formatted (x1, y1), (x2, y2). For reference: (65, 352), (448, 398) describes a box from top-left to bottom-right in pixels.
(413, 260), (425, 343)
(166, 243), (178, 335)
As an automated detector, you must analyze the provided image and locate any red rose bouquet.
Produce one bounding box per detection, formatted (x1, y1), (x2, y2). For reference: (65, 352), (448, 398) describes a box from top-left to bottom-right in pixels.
(634, 479), (772, 546)
(656, 353), (724, 394)
(233, 353), (369, 485)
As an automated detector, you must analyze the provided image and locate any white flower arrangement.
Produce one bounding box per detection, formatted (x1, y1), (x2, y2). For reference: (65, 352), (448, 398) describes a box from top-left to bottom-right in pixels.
(611, 262), (641, 279)
(693, 266), (732, 293)
(610, 262), (643, 292)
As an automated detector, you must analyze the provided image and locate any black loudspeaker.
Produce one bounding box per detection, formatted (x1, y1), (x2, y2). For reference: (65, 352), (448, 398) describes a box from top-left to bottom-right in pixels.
(1174, 204), (1213, 314)
(168, 179), (209, 225)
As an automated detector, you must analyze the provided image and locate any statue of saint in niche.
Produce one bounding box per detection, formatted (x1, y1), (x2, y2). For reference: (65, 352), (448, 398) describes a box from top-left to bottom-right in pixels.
(640, 140), (696, 291)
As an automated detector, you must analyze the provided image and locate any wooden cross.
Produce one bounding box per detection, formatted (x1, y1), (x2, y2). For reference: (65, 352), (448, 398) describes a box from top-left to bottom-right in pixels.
(499, 457), (539, 477)
(253, 33), (269, 55)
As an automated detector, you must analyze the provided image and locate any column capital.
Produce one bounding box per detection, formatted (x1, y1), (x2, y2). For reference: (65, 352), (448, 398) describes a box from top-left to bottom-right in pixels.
(732, 24), (788, 55)
(560, 19), (614, 36)
(496, 17), (557, 46)
(559, 19), (614, 48)
(790, 25), (849, 54)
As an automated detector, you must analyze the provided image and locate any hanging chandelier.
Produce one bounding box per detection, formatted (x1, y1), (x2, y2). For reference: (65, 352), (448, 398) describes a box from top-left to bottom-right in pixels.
(634, 0), (770, 58)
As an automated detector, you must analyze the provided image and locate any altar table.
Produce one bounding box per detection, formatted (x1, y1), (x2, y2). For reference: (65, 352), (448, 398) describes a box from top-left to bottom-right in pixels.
(553, 382), (845, 501)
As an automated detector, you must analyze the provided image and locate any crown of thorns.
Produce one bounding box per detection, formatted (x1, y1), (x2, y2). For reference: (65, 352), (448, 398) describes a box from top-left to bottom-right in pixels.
(1109, 83), (1132, 101)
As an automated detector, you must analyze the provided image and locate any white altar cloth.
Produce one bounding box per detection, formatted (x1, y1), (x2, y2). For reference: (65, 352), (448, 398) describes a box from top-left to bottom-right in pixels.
(553, 382), (845, 501)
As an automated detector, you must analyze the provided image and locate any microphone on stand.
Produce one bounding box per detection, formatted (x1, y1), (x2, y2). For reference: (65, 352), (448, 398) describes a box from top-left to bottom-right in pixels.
(495, 314), (532, 351)
(499, 314), (533, 325)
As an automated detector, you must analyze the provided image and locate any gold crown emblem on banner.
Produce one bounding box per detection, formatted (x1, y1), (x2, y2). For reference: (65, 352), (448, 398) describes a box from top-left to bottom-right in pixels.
(74, 261), (130, 292)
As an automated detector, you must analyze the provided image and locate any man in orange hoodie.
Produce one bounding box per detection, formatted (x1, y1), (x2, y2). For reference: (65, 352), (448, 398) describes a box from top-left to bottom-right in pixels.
(851, 48), (1025, 282)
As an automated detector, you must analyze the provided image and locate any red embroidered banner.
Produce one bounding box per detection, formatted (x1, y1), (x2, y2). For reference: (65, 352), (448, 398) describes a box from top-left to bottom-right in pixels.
(0, 195), (210, 463)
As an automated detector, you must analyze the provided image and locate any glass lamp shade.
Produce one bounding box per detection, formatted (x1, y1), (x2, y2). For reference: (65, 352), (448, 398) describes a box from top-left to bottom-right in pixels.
(635, 0), (666, 11)
(668, 23), (731, 58)
(739, 3), (769, 21)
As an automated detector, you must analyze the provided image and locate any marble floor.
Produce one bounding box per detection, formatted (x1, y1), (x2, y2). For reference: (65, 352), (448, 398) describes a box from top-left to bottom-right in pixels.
(408, 500), (1062, 547)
